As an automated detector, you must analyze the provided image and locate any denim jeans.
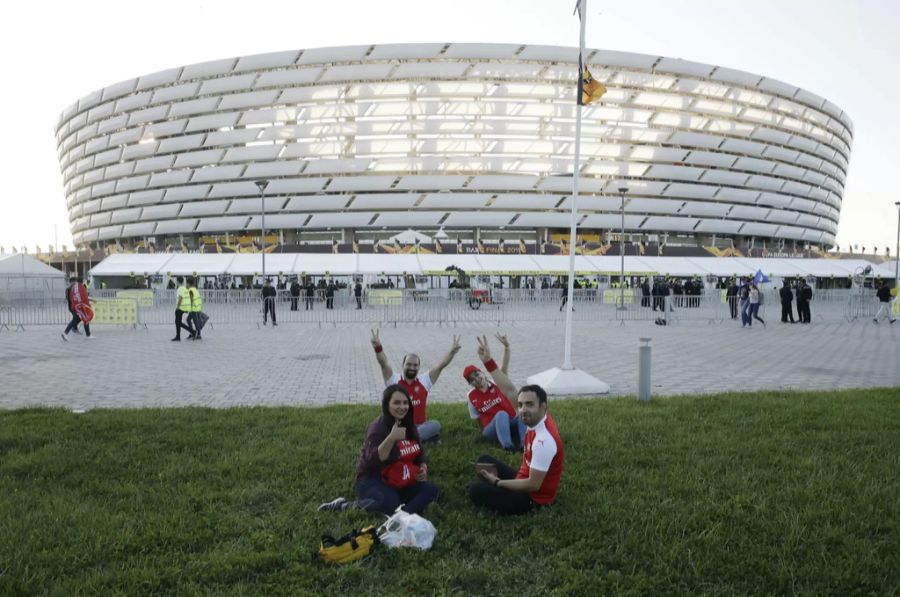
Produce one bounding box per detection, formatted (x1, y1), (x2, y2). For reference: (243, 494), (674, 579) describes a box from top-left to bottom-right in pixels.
(482, 411), (526, 450)
(417, 420), (441, 443)
(353, 475), (439, 515)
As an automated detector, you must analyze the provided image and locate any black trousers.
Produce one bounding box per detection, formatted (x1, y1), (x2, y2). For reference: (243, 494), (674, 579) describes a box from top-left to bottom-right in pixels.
(466, 454), (538, 516)
(728, 297), (738, 319)
(290, 296), (299, 311)
(264, 299), (276, 323)
(175, 309), (194, 338)
(65, 313), (90, 337)
(798, 301), (811, 323)
(781, 302), (795, 323)
(305, 297), (314, 310)
(355, 296), (362, 309)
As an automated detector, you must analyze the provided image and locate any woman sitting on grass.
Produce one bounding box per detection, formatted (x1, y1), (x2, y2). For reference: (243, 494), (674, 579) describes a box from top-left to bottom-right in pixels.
(319, 384), (439, 514)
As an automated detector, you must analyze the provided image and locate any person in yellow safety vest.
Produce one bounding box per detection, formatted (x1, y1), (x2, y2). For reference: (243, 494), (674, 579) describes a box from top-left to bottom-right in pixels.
(188, 277), (203, 341)
(172, 275), (195, 341)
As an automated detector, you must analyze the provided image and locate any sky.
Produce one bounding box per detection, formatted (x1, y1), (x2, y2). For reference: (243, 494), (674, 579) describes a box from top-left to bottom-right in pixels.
(1, 0), (898, 253)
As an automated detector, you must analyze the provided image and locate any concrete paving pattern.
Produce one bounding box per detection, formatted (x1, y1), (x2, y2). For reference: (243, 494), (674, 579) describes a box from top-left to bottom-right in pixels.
(0, 319), (897, 410)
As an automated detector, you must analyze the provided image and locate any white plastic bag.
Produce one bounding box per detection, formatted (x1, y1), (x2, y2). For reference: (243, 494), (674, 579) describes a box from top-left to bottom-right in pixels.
(376, 507), (437, 550)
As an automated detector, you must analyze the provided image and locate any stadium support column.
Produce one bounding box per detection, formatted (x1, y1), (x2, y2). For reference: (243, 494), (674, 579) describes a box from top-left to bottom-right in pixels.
(255, 180), (269, 282)
(619, 186), (628, 310)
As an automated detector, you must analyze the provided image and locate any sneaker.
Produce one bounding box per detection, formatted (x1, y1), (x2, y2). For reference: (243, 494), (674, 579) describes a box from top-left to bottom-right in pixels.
(61, 333), (68, 342)
(273, 322), (277, 327)
(85, 336), (94, 340)
(873, 318), (879, 324)
(171, 337), (181, 341)
(318, 497), (348, 512)
(891, 319), (897, 324)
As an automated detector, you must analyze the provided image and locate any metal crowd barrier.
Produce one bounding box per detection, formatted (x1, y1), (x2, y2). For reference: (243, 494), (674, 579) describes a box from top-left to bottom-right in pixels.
(0, 287), (891, 330)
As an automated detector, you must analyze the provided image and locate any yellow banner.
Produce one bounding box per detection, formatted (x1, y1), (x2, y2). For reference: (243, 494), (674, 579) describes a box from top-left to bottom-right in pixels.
(368, 290), (403, 305)
(116, 289), (154, 307)
(90, 298), (138, 325)
(602, 289), (634, 304)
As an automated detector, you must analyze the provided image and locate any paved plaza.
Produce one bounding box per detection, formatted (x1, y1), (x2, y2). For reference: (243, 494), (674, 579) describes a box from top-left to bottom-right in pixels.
(1, 316), (897, 411)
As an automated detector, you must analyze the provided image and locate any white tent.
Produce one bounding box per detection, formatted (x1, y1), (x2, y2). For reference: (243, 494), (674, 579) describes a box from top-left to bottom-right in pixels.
(0, 253), (68, 294)
(388, 229), (432, 244)
(87, 254), (896, 284)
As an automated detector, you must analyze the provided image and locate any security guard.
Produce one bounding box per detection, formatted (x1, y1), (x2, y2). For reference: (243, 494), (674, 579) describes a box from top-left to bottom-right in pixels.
(172, 276), (195, 341)
(188, 277), (203, 340)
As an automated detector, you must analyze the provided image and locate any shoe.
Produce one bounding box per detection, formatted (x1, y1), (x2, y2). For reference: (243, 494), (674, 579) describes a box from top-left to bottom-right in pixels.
(273, 322), (277, 326)
(85, 336), (94, 340)
(171, 337), (181, 341)
(318, 497), (348, 512)
(61, 333), (68, 342)
(263, 321), (267, 326)
(874, 318), (879, 324)
(891, 319), (897, 324)
(196, 336), (202, 340)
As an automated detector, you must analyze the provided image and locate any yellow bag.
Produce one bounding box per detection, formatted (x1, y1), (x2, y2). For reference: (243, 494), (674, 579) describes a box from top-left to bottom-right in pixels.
(317, 525), (379, 564)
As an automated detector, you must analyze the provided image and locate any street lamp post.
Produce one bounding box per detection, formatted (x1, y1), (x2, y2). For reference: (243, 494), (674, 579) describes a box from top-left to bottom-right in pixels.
(894, 201), (900, 290)
(255, 180), (269, 284)
(618, 186), (628, 310)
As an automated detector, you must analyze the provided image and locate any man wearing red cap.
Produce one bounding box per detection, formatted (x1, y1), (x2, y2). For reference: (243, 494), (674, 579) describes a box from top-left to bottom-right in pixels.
(466, 335), (565, 516)
(463, 333), (526, 451)
(370, 329), (461, 442)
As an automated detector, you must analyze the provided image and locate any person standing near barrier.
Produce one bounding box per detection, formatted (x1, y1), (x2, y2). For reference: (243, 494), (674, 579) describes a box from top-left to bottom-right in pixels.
(305, 279), (315, 310)
(726, 278), (739, 320)
(797, 280), (813, 324)
(873, 279), (897, 324)
(172, 276), (195, 341)
(354, 281), (363, 309)
(467, 337), (565, 516)
(326, 281), (336, 310)
(188, 277), (203, 340)
(262, 279), (277, 326)
(641, 278), (651, 308)
(290, 279), (301, 311)
(748, 283), (765, 327)
(739, 278), (751, 327)
(61, 277), (92, 341)
(371, 329), (461, 443)
(779, 279), (796, 323)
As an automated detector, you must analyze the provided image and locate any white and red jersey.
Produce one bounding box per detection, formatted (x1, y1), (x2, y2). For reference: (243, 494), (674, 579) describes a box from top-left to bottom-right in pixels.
(381, 439), (422, 488)
(387, 372), (433, 425)
(517, 413), (565, 505)
(69, 283), (89, 309)
(467, 383), (516, 429)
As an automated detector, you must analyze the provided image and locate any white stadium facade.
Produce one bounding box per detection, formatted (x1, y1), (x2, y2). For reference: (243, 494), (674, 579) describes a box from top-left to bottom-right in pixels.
(56, 43), (852, 256)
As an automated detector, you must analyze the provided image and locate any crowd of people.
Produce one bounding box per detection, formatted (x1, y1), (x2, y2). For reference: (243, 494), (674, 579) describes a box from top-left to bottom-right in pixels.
(318, 333), (565, 518)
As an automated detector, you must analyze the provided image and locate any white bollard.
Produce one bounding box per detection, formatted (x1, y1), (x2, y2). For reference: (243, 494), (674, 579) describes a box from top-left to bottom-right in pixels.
(638, 337), (652, 403)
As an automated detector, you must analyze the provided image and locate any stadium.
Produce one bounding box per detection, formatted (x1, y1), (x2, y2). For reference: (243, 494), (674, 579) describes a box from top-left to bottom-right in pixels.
(56, 43), (852, 257)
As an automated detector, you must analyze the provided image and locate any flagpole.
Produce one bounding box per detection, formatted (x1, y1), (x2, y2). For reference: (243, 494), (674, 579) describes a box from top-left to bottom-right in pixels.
(562, 0), (587, 371)
(526, 0), (608, 395)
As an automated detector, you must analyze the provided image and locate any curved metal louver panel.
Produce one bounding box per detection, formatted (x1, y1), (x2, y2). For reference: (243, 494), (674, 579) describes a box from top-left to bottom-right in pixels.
(56, 43), (851, 247)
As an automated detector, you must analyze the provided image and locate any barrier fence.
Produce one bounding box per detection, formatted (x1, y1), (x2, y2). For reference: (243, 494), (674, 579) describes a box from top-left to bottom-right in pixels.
(0, 288), (894, 330)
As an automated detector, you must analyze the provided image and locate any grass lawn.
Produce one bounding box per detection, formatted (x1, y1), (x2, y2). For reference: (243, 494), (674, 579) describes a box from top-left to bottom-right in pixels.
(1, 389), (898, 595)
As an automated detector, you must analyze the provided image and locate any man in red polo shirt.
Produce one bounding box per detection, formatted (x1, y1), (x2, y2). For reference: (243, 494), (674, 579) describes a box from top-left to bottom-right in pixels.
(371, 329), (461, 442)
(466, 336), (565, 515)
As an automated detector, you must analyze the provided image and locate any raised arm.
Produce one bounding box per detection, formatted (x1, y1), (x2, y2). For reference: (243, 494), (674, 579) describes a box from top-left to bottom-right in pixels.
(477, 335), (517, 400)
(427, 334), (461, 383)
(495, 333), (510, 374)
(371, 328), (393, 382)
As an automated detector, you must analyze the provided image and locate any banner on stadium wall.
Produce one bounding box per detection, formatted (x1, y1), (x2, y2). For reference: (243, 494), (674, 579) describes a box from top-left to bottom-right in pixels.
(116, 289), (154, 307)
(368, 290), (403, 305)
(90, 298), (138, 325)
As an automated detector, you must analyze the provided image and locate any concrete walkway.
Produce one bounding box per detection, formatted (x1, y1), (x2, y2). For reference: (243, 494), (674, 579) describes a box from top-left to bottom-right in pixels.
(1, 319), (897, 410)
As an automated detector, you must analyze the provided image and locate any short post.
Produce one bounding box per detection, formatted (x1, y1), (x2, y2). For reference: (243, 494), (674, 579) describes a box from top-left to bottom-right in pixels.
(638, 337), (652, 403)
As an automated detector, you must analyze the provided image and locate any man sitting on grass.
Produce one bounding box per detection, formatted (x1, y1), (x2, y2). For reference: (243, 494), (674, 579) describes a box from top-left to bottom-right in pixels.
(370, 329), (461, 442)
(464, 333), (526, 451)
(466, 336), (565, 516)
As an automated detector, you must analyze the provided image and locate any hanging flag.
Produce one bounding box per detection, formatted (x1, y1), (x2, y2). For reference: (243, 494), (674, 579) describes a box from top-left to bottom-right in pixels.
(753, 270), (770, 285)
(578, 62), (606, 105)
